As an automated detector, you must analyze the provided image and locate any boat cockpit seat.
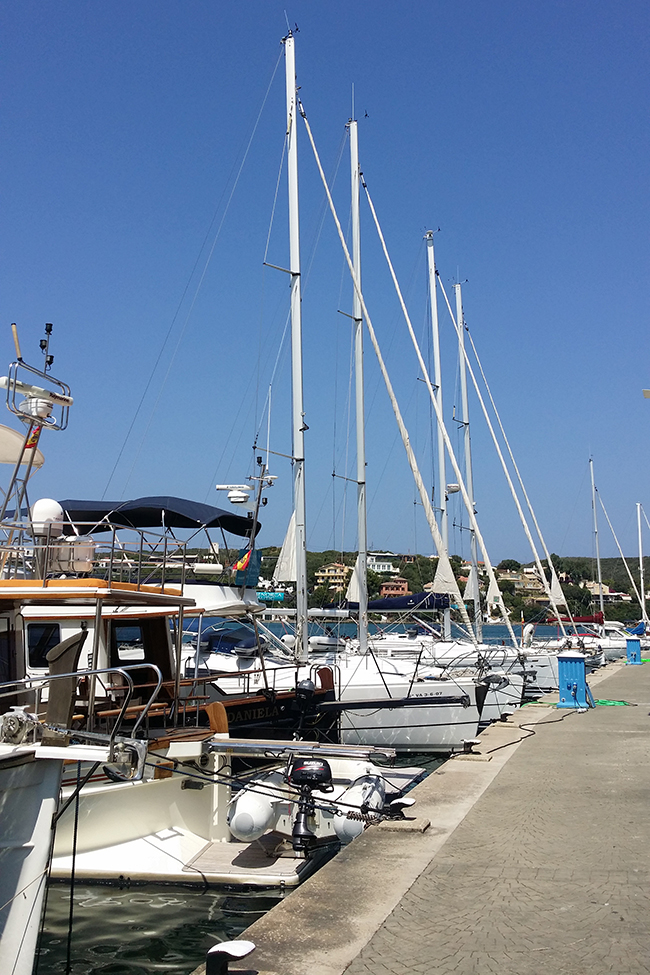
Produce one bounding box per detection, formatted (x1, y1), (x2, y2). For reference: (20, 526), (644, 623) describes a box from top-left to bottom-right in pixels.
(45, 625), (89, 729)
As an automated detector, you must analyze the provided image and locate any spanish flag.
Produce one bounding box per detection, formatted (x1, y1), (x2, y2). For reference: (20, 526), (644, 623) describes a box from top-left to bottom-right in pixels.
(233, 549), (252, 572)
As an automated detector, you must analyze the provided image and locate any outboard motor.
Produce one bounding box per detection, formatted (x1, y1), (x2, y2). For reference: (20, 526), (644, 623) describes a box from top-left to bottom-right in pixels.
(292, 679), (316, 738)
(288, 757), (333, 854)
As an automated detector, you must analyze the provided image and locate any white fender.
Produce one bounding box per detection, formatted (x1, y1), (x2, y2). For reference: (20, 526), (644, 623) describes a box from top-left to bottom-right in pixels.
(333, 775), (385, 844)
(227, 771), (284, 841)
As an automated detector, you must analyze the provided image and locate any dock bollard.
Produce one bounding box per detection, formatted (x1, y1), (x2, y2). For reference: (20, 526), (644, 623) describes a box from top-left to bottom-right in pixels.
(626, 638), (642, 665)
(206, 940), (255, 975)
(557, 650), (591, 709)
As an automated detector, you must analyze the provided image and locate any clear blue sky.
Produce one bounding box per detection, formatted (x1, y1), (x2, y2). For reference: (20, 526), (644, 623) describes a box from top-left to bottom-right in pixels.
(1, 1), (648, 565)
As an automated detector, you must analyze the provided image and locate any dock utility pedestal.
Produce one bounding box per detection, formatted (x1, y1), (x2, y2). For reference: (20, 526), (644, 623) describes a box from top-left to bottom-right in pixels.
(626, 638), (643, 665)
(557, 650), (593, 709)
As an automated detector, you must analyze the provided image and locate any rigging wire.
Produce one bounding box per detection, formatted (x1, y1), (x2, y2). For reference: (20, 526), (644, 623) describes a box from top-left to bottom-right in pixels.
(252, 130), (290, 459)
(102, 48), (284, 499)
(434, 283), (569, 629)
(65, 761), (82, 974)
(298, 99), (479, 643)
(337, 316), (356, 558)
(239, 125), (348, 526)
(333, 203), (355, 558)
(463, 324), (573, 612)
(643, 506), (650, 536)
(596, 490), (644, 605)
(209, 129), (293, 498)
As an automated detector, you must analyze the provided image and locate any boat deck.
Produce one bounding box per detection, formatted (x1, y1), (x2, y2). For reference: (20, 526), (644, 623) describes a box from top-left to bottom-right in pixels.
(51, 829), (315, 888)
(183, 832), (313, 884)
(212, 658), (650, 975)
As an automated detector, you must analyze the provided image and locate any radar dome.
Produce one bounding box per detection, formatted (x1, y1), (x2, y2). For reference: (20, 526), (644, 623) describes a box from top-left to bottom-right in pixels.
(30, 498), (64, 538)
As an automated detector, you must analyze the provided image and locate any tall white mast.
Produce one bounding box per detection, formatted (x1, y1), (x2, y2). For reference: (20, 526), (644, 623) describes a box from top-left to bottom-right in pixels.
(283, 32), (308, 661)
(425, 233), (451, 640)
(589, 457), (605, 619)
(638, 502), (647, 624)
(455, 283), (482, 640)
(349, 118), (368, 653)
(299, 104), (480, 642)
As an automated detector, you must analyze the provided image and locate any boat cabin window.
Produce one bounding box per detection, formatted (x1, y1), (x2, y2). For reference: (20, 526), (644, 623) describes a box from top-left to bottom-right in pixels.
(112, 624), (146, 662)
(109, 617), (173, 683)
(27, 622), (61, 669)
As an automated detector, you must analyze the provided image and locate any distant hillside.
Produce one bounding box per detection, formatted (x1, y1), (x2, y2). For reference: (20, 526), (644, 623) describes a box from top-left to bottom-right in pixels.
(526, 556), (649, 596)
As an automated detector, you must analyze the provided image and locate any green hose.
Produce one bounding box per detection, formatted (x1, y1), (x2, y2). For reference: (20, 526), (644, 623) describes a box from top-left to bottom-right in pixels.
(594, 699), (632, 706)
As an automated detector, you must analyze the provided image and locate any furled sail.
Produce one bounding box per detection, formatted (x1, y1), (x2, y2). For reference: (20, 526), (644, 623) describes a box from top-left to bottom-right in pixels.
(345, 555), (361, 603)
(273, 511), (296, 584)
(463, 564), (480, 603)
(549, 567), (567, 607)
(431, 553), (458, 595)
(486, 574), (503, 615)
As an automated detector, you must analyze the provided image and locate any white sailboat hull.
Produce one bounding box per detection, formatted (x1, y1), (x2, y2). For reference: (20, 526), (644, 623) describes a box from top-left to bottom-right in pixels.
(190, 646), (482, 752)
(0, 750), (62, 975)
(0, 741), (117, 975)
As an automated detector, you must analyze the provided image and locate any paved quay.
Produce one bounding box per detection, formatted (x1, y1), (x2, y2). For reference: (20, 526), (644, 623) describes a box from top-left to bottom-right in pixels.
(196, 659), (650, 975)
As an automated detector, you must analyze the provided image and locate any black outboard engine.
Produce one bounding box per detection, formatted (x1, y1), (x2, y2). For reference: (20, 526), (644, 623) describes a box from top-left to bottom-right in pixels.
(288, 757), (333, 854)
(293, 679), (316, 738)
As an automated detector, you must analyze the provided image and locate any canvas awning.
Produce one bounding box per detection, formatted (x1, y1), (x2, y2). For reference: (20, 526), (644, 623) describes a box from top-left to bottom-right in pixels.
(58, 496), (259, 538)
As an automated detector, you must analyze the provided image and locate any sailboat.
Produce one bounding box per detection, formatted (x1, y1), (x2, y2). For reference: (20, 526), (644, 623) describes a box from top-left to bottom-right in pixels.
(248, 33), (506, 750)
(0, 324), (426, 900)
(540, 462), (649, 658)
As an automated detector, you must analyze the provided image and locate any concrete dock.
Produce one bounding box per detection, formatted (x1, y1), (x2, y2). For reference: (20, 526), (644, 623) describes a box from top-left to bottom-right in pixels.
(197, 659), (650, 974)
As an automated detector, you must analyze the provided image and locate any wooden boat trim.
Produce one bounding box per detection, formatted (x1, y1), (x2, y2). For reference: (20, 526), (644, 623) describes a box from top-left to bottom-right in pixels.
(0, 577), (195, 608)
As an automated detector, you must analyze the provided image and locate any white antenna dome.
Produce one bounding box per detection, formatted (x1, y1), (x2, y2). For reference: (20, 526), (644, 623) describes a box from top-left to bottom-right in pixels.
(30, 498), (64, 537)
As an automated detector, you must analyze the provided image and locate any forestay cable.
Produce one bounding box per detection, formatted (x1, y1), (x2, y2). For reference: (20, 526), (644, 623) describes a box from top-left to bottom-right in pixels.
(359, 175), (517, 646)
(297, 98), (477, 644)
(105, 48), (284, 498)
(597, 491), (644, 606)
(434, 276), (568, 634)
(463, 324), (572, 634)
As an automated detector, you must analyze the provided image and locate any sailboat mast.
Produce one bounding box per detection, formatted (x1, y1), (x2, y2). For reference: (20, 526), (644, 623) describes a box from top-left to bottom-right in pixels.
(638, 502), (647, 624)
(284, 32), (308, 660)
(589, 458), (605, 619)
(455, 283), (482, 640)
(426, 233), (451, 640)
(349, 118), (369, 653)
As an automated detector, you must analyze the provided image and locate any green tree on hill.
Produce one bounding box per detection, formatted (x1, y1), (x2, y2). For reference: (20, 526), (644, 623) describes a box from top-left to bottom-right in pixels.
(497, 559), (521, 572)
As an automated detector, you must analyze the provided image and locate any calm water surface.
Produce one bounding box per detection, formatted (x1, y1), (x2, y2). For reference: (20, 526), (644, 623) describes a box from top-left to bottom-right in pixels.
(37, 883), (283, 975)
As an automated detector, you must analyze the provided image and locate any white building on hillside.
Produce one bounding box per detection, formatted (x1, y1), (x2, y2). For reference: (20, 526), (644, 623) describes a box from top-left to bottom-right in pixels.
(367, 552), (400, 575)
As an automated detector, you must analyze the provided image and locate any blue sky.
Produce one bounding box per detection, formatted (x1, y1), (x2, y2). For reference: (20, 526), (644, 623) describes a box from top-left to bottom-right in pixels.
(1, 1), (649, 565)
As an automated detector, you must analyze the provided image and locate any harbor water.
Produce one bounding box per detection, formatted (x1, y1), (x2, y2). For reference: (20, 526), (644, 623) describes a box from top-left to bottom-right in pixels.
(37, 753), (441, 973)
(37, 883), (284, 975)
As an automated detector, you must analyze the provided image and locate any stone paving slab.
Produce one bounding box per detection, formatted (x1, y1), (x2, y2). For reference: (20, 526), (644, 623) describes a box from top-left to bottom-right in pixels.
(193, 660), (650, 975)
